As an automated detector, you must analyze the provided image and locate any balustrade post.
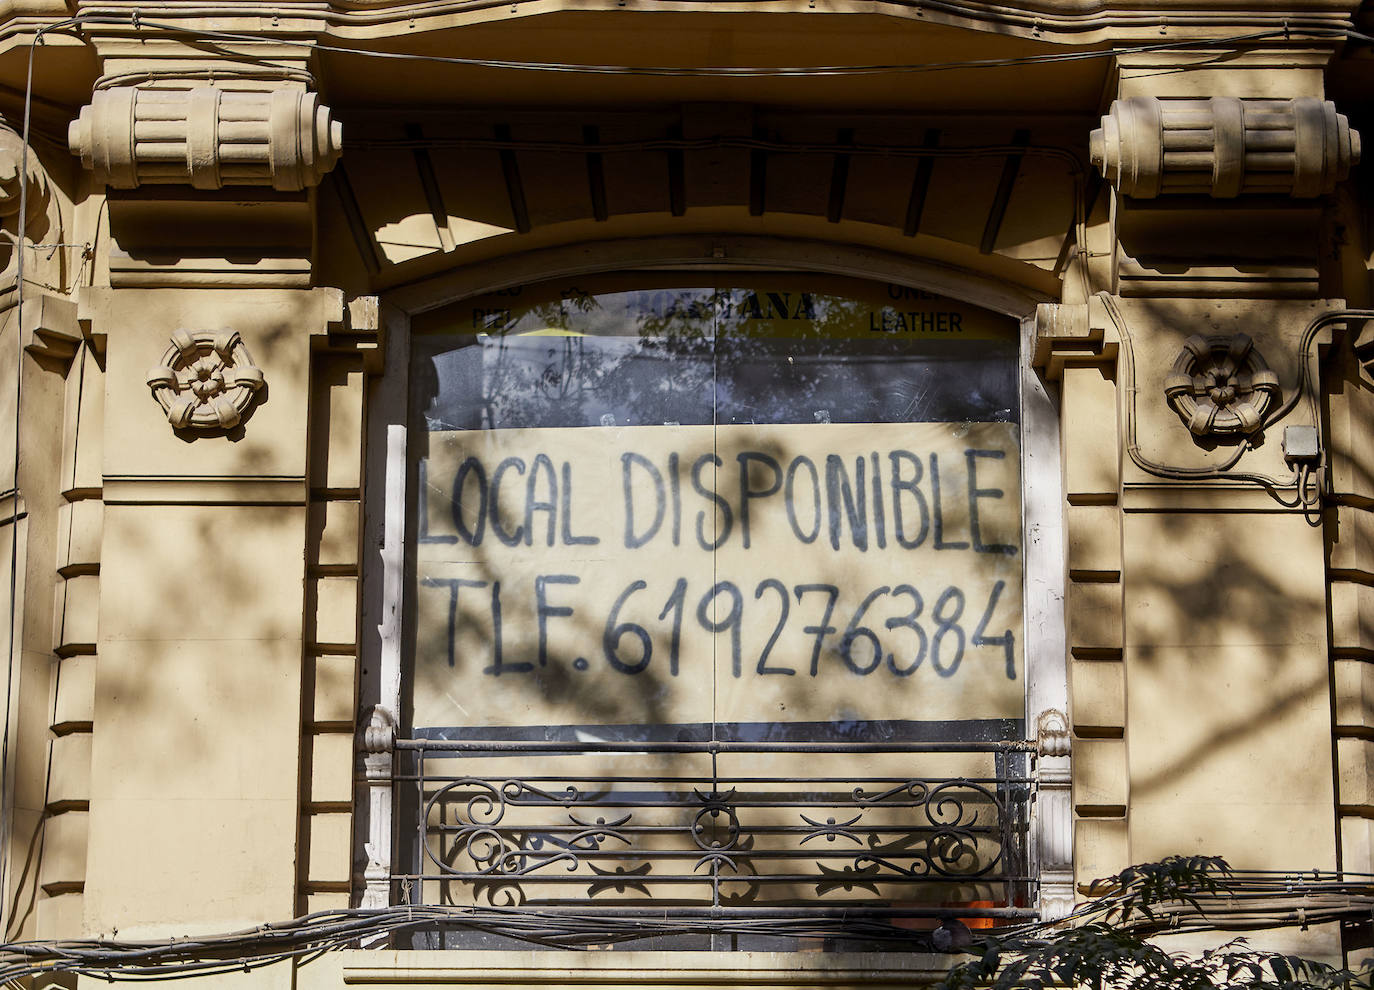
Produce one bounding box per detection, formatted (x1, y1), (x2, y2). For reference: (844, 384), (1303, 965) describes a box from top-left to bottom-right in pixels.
(361, 705), (396, 910)
(1034, 709), (1075, 921)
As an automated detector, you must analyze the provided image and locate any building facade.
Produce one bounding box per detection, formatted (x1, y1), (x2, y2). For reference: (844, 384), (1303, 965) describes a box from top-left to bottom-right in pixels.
(2, 0), (1374, 983)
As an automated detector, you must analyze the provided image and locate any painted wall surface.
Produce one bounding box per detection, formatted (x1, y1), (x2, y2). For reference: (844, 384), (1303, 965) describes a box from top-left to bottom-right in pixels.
(0, 0), (1371, 983)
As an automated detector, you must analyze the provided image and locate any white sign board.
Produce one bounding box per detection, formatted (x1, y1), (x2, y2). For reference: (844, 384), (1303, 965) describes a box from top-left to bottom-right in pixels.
(414, 421), (1022, 730)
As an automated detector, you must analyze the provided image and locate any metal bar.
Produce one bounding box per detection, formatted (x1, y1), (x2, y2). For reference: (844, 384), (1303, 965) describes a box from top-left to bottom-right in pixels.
(996, 749), (1014, 910)
(413, 743), (426, 910)
(397, 739), (1035, 753)
(419, 844), (1010, 856)
(426, 803), (1011, 816)
(427, 824), (1009, 835)
(407, 771), (1031, 781)
(401, 774), (1036, 785)
(408, 778), (1027, 789)
(412, 877), (1026, 888)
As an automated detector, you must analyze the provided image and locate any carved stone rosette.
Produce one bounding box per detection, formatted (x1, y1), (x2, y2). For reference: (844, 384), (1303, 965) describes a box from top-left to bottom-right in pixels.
(146, 330), (265, 430)
(69, 88), (342, 191)
(1163, 333), (1279, 437)
(1091, 97), (1360, 198)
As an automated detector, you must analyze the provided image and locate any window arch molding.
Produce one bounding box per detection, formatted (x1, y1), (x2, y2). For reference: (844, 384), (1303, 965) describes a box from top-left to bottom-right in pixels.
(356, 232), (1071, 927)
(382, 233), (1055, 320)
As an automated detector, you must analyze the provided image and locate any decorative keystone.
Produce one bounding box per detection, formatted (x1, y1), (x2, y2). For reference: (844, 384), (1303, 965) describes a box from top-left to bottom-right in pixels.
(70, 88), (342, 191)
(146, 329), (264, 430)
(1091, 97), (1359, 198)
(1164, 333), (1279, 437)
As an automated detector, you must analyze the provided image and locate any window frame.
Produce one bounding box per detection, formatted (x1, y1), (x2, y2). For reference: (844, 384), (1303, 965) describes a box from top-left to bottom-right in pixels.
(355, 239), (1071, 932)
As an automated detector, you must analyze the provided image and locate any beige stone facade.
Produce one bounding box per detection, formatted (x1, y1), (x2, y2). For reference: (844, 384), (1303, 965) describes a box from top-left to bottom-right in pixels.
(2, 0), (1374, 982)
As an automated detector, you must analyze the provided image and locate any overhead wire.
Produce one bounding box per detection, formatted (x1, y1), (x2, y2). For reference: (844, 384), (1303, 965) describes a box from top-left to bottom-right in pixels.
(0, 871), (1370, 980)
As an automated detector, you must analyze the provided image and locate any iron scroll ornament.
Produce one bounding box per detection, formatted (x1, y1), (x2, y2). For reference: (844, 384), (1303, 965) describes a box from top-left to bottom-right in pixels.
(419, 774), (1012, 898)
(146, 330), (265, 430)
(1163, 333), (1279, 438)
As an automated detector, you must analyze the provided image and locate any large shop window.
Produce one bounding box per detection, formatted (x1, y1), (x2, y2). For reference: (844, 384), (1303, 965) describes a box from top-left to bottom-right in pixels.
(399, 274), (1036, 950)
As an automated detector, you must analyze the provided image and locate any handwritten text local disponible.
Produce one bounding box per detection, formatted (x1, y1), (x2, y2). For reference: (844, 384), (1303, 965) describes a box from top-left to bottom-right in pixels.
(423, 446), (1016, 555)
(418, 444), (1020, 682)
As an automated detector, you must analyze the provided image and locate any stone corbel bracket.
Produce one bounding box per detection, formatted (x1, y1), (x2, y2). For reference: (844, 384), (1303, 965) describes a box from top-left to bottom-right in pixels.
(69, 87), (342, 191)
(20, 294), (81, 366)
(313, 294), (385, 375)
(1091, 97), (1360, 199)
(1033, 300), (1118, 379)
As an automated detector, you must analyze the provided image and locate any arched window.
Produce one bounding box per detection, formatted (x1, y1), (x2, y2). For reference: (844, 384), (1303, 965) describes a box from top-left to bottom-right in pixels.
(363, 269), (1067, 950)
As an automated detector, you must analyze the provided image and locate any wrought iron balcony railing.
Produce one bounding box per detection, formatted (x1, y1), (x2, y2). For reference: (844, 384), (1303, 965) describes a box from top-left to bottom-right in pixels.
(390, 735), (1039, 948)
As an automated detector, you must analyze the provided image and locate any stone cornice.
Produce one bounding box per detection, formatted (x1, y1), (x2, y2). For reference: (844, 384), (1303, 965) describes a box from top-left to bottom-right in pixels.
(318, 0), (1361, 45)
(313, 0), (1360, 41)
(0, 0), (1355, 51)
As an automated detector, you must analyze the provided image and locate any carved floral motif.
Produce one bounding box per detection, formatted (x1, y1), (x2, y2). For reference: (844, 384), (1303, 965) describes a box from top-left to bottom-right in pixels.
(146, 330), (265, 430)
(1163, 333), (1279, 437)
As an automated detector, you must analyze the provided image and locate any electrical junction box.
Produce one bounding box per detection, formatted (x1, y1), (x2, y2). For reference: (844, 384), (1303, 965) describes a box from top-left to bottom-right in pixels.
(1282, 425), (1320, 463)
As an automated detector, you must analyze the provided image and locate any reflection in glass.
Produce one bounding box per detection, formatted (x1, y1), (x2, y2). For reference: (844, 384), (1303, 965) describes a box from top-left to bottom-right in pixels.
(417, 285), (1017, 432)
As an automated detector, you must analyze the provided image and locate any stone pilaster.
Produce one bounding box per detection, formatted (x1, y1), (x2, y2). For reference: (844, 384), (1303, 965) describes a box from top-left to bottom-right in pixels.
(1076, 52), (1353, 905)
